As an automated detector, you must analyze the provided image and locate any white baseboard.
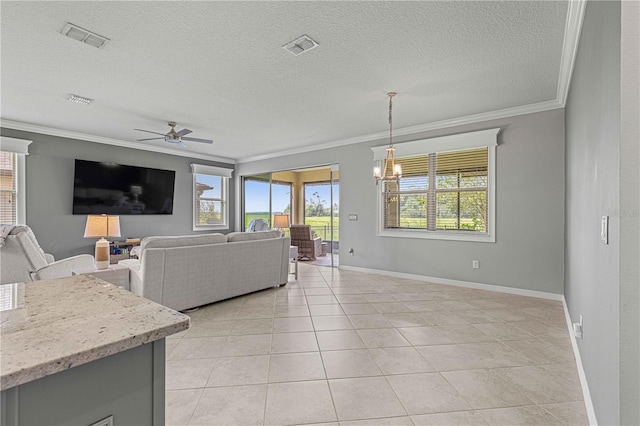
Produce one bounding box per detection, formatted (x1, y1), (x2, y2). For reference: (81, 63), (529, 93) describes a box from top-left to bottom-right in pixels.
(337, 265), (563, 301)
(562, 296), (598, 426)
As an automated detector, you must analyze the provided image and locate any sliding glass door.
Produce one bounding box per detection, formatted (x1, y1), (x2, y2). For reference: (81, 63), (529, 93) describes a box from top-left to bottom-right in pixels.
(243, 174), (292, 233)
(243, 174), (271, 229)
(242, 165), (339, 267)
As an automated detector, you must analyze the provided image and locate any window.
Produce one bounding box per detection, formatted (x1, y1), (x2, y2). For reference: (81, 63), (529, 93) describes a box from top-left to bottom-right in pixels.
(0, 152), (18, 224)
(373, 129), (498, 242)
(0, 137), (31, 225)
(242, 175), (292, 233)
(191, 164), (233, 231)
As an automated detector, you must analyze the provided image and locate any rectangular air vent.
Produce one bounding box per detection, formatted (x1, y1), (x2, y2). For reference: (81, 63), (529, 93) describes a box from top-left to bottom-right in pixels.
(61, 23), (110, 49)
(68, 94), (94, 105)
(283, 35), (318, 56)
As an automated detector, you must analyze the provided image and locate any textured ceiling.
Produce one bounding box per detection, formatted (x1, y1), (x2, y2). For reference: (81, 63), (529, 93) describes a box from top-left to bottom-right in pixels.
(1, 1), (569, 162)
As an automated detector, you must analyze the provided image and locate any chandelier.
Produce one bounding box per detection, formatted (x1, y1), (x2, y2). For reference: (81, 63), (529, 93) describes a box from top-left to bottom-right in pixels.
(373, 92), (402, 184)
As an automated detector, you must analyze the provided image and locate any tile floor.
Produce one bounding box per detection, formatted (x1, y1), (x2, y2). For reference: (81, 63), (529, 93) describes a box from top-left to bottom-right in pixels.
(165, 264), (589, 426)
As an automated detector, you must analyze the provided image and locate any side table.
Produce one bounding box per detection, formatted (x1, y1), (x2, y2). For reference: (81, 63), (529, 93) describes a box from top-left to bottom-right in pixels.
(289, 246), (299, 280)
(71, 263), (130, 290)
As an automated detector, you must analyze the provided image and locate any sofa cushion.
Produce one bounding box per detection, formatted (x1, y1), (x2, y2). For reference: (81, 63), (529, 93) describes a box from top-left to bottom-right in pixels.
(140, 234), (227, 257)
(227, 230), (281, 243)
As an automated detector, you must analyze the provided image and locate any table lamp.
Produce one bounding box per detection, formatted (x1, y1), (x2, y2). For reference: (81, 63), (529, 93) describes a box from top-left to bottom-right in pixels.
(84, 214), (121, 269)
(130, 185), (142, 203)
(273, 214), (290, 236)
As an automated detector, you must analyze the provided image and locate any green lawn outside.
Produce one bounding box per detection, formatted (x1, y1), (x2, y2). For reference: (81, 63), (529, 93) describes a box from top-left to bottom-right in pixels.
(244, 212), (270, 228)
(399, 217), (484, 231)
(244, 213), (339, 241)
(305, 216), (339, 242)
(245, 212), (480, 236)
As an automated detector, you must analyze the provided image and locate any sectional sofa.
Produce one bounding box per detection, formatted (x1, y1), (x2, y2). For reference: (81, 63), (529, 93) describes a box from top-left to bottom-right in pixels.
(119, 230), (290, 311)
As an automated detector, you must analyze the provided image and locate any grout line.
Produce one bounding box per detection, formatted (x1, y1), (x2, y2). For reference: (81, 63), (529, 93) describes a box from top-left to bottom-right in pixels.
(181, 387), (205, 426)
(169, 263), (584, 424)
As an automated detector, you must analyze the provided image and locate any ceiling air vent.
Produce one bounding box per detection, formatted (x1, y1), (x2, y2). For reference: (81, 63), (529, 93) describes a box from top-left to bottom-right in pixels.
(68, 94), (94, 105)
(61, 23), (110, 49)
(283, 35), (318, 56)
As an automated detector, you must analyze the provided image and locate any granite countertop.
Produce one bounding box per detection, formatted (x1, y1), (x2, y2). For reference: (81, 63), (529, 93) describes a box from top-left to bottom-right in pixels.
(0, 275), (190, 391)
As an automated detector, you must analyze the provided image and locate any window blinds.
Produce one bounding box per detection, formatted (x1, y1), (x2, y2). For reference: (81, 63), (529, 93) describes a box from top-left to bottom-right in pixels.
(436, 147), (488, 176)
(0, 152), (17, 224)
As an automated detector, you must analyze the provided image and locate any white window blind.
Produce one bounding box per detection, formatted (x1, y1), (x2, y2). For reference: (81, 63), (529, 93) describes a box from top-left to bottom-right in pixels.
(0, 152), (17, 224)
(0, 137), (31, 225)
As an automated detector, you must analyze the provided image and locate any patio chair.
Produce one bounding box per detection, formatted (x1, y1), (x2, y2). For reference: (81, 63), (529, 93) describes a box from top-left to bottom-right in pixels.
(290, 224), (322, 260)
(246, 218), (269, 232)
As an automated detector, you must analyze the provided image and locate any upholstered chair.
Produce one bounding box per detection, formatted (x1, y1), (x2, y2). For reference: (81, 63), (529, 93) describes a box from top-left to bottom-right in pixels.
(0, 225), (95, 284)
(246, 218), (269, 232)
(289, 224), (322, 260)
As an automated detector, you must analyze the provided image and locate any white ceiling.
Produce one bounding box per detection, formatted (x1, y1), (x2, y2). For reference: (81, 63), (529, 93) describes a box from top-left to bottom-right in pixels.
(1, 1), (577, 164)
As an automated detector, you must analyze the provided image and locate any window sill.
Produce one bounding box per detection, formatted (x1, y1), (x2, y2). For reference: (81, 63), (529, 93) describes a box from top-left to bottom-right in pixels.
(193, 225), (229, 232)
(378, 228), (495, 243)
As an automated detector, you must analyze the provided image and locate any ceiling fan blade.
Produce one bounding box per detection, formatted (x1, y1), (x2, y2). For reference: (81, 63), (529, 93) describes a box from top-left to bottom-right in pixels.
(182, 137), (213, 144)
(134, 129), (167, 136)
(137, 137), (164, 141)
(175, 128), (193, 137)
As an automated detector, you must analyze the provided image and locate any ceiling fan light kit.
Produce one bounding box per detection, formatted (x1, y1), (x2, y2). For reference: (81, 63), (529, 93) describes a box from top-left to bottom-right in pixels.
(134, 121), (213, 147)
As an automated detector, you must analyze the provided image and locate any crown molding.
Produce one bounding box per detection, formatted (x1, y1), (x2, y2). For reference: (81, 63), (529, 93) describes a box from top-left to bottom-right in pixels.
(237, 99), (562, 164)
(0, 119), (237, 165)
(557, 0), (587, 106)
(2, 99), (564, 168)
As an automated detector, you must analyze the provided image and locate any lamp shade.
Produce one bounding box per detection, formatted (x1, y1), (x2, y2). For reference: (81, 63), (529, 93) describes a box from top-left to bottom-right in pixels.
(84, 215), (121, 238)
(130, 185), (143, 195)
(273, 214), (290, 229)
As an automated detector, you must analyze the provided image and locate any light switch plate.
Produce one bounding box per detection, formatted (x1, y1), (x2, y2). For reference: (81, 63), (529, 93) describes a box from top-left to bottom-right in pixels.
(601, 216), (609, 244)
(348, 214), (358, 221)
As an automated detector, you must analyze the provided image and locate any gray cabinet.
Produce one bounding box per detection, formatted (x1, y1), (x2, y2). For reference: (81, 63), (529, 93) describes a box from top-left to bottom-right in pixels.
(1, 340), (165, 426)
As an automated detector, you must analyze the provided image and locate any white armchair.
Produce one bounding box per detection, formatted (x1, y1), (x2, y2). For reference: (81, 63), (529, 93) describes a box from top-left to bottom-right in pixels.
(0, 225), (95, 284)
(246, 218), (269, 232)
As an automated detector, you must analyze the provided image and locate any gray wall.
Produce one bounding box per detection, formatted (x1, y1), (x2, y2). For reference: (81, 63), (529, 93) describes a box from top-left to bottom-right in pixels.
(0, 128), (235, 259)
(565, 1), (621, 424)
(237, 109), (565, 294)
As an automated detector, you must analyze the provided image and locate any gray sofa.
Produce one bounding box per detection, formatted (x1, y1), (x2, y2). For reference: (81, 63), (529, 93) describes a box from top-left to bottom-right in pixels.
(119, 230), (290, 311)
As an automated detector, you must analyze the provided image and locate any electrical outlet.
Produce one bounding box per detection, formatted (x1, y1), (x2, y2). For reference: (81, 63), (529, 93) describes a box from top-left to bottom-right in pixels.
(472, 260), (479, 269)
(573, 315), (583, 339)
(348, 214), (358, 221)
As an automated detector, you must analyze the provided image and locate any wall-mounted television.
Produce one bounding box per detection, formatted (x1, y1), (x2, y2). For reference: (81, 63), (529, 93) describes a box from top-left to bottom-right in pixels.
(73, 159), (175, 215)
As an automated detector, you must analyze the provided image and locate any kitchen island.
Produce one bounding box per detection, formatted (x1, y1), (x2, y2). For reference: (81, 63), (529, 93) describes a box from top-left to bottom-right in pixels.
(0, 275), (189, 426)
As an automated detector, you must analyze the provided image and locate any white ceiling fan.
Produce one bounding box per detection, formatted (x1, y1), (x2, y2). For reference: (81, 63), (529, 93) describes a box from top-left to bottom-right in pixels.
(134, 121), (213, 147)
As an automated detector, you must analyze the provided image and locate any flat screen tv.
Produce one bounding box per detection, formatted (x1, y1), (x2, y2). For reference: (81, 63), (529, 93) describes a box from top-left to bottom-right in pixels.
(73, 159), (175, 215)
